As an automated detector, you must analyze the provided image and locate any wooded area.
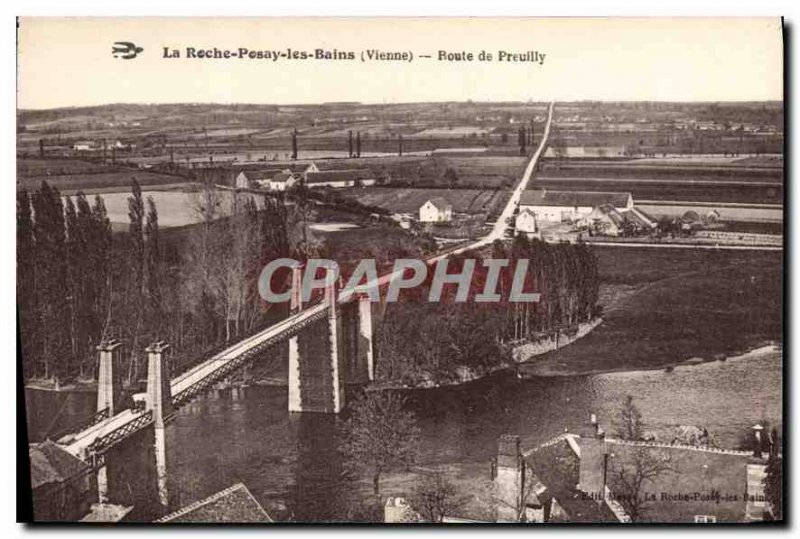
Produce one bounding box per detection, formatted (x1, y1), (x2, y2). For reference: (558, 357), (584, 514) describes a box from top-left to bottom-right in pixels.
(17, 180), (293, 385)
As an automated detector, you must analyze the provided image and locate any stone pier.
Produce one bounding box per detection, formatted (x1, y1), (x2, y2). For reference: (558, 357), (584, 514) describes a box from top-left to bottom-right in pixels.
(288, 263), (303, 412)
(495, 434), (525, 522)
(326, 281), (344, 413)
(358, 294), (374, 382)
(145, 341), (172, 509)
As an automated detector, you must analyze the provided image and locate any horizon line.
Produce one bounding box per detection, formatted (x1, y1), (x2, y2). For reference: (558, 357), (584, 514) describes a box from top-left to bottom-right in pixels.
(18, 98), (785, 113)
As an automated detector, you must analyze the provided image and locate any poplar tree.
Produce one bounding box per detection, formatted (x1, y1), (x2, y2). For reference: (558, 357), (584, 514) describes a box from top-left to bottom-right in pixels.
(17, 190), (37, 379)
(31, 181), (70, 380)
(126, 178), (146, 383)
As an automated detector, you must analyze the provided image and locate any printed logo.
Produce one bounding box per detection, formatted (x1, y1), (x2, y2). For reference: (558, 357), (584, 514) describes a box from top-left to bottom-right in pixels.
(112, 42), (143, 60)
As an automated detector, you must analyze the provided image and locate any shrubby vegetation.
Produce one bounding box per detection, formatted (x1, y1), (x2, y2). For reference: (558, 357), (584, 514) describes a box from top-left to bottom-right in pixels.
(375, 236), (600, 385)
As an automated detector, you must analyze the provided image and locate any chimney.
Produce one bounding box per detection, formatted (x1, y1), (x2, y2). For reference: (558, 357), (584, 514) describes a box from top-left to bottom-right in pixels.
(752, 423), (765, 459)
(495, 434), (524, 522)
(577, 413), (608, 500)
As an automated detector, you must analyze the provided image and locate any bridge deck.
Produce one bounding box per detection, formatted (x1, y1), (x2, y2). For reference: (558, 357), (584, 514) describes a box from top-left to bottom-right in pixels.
(63, 409), (137, 458)
(170, 301), (327, 396)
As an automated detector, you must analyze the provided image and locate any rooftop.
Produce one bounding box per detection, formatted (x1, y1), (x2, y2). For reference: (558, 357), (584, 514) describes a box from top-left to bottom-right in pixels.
(242, 169), (285, 181)
(305, 168), (375, 184)
(156, 483), (272, 523)
(30, 440), (91, 490)
(424, 197), (452, 210)
(520, 189), (631, 209)
(526, 439), (618, 523)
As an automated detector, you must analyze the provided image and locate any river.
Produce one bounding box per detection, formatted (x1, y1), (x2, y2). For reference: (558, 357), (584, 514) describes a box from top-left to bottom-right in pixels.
(24, 345), (781, 522)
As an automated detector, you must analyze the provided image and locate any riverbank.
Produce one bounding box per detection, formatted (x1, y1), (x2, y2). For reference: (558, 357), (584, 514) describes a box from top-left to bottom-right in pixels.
(25, 377), (98, 393)
(368, 317), (604, 391)
(522, 342), (781, 378)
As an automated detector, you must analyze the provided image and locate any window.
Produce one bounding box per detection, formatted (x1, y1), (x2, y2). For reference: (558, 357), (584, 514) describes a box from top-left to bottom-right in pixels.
(694, 515), (717, 524)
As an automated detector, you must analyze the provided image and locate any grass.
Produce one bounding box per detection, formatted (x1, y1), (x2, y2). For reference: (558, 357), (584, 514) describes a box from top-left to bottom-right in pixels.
(17, 158), (115, 177)
(523, 247), (782, 375)
(535, 179), (781, 204)
(18, 170), (190, 194)
(343, 187), (510, 215)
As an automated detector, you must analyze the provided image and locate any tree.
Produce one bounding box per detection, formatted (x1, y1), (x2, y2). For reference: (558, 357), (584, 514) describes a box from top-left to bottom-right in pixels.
(339, 392), (421, 499)
(17, 189), (37, 379)
(410, 471), (466, 523)
(125, 179), (146, 383)
(608, 447), (674, 522)
(764, 426), (782, 520)
(443, 167), (459, 189)
(617, 395), (644, 441)
(144, 196), (163, 330)
(31, 181), (70, 380)
(91, 195), (113, 343)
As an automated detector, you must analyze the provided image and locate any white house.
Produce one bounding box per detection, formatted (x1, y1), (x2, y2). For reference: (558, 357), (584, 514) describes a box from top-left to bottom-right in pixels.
(235, 169), (300, 190)
(73, 141), (93, 151)
(304, 168), (376, 188)
(519, 189), (633, 223)
(419, 198), (453, 223)
(236, 170), (273, 189)
(268, 172), (300, 191)
(515, 208), (540, 238)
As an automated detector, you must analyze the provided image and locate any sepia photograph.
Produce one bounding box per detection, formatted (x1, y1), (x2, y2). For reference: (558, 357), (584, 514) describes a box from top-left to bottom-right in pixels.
(14, 16), (784, 524)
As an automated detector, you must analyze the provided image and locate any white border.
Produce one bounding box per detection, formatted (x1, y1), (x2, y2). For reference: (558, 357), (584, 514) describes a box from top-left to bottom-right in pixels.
(4, 2), (796, 538)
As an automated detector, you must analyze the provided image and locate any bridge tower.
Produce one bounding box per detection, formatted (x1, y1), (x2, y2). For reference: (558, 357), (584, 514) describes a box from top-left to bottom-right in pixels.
(145, 341), (173, 509)
(96, 339), (123, 415)
(288, 263), (304, 412)
(287, 269), (375, 413)
(95, 339), (124, 503)
(326, 280), (345, 413)
(289, 274), (347, 414)
(357, 293), (375, 382)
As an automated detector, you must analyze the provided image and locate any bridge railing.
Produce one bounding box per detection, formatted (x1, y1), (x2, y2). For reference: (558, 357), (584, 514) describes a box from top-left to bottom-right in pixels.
(47, 407), (110, 442)
(170, 298), (332, 379)
(85, 410), (153, 457)
(170, 316), (283, 379)
(171, 303), (329, 407)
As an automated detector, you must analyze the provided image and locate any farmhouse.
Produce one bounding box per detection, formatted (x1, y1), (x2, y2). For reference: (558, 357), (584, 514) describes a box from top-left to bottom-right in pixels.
(515, 208), (540, 238)
(419, 197), (453, 223)
(73, 141), (94, 152)
(582, 204), (626, 236)
(304, 168), (377, 188)
(580, 204), (657, 237)
(430, 147), (488, 157)
(235, 168), (302, 190)
(519, 189), (634, 223)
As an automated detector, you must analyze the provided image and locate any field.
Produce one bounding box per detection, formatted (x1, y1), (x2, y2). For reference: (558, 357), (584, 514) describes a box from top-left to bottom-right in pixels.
(534, 156), (783, 205)
(61, 189), (271, 231)
(534, 178), (782, 205)
(18, 170), (191, 194)
(636, 202), (782, 223)
(342, 187), (510, 215)
(17, 158), (117, 177)
(522, 246), (782, 375)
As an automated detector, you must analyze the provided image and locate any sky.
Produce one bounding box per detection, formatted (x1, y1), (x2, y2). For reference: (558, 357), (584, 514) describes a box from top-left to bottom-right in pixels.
(17, 17), (783, 110)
